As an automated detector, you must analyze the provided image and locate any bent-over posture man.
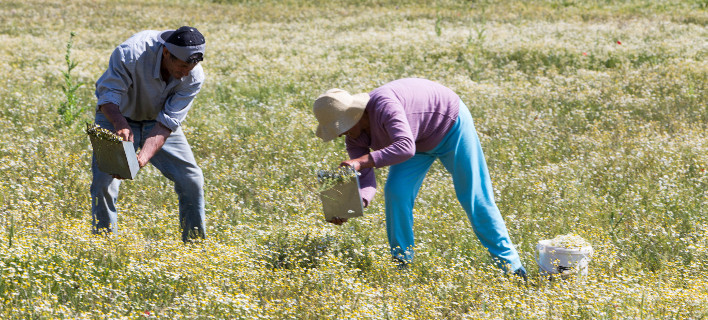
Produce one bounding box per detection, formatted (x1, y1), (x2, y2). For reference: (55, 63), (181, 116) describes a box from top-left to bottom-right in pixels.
(91, 26), (206, 242)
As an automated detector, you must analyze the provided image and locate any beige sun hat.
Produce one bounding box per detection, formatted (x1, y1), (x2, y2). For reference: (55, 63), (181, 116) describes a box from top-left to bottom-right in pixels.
(313, 88), (370, 142)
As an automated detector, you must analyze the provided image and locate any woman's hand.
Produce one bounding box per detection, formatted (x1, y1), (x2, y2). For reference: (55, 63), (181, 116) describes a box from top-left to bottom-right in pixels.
(340, 159), (361, 171)
(340, 154), (375, 171)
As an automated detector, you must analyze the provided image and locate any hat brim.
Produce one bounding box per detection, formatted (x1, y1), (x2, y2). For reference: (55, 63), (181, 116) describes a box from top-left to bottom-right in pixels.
(315, 92), (369, 142)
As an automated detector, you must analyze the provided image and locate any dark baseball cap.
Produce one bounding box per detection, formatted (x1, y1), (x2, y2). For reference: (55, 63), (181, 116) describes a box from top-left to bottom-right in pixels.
(159, 26), (205, 64)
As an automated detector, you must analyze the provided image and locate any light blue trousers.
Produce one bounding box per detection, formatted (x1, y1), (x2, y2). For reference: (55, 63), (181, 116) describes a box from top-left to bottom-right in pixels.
(385, 101), (522, 272)
(90, 112), (206, 242)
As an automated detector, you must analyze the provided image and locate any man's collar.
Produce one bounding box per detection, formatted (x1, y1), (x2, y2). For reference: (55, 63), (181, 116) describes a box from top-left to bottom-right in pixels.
(153, 45), (164, 80)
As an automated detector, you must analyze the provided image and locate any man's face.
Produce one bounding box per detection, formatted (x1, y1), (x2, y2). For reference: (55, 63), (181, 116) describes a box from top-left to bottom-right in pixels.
(162, 48), (198, 79)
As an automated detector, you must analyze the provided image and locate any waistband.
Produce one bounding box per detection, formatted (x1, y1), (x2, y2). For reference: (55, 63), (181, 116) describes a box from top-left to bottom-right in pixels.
(125, 117), (156, 124)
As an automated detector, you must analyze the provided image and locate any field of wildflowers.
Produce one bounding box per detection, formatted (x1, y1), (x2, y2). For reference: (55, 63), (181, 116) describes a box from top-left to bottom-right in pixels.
(1, 0), (707, 318)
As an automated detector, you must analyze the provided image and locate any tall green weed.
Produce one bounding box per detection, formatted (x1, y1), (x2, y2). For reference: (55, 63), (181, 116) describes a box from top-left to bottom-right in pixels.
(57, 32), (86, 127)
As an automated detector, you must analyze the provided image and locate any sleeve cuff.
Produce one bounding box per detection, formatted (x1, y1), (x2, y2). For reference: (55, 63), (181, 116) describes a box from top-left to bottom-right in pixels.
(360, 186), (376, 206)
(156, 112), (180, 132)
(96, 92), (122, 108)
(370, 151), (384, 168)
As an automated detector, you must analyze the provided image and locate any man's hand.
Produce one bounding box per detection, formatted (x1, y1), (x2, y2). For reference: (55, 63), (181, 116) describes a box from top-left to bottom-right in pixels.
(328, 217), (348, 225)
(137, 123), (171, 168)
(100, 103), (134, 142)
(137, 152), (150, 168)
(115, 127), (133, 143)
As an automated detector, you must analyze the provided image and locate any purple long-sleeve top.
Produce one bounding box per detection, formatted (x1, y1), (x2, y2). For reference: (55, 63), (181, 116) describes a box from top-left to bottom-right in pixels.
(345, 78), (460, 206)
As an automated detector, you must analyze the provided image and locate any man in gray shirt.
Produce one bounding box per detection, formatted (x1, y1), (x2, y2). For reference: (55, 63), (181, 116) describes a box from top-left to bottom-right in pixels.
(91, 26), (206, 242)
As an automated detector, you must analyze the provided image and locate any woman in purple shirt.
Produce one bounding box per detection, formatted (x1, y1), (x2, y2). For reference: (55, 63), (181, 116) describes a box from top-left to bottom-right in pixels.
(313, 78), (526, 278)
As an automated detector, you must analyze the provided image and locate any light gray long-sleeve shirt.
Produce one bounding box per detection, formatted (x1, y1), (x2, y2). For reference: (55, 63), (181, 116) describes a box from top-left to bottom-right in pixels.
(94, 30), (204, 131)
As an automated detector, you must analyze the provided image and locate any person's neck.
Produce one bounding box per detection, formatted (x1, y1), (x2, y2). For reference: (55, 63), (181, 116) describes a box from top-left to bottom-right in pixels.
(361, 112), (370, 134)
(160, 66), (170, 82)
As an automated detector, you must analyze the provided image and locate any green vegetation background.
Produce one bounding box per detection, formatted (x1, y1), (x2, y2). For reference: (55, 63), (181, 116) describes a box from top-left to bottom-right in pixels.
(0, 0), (706, 318)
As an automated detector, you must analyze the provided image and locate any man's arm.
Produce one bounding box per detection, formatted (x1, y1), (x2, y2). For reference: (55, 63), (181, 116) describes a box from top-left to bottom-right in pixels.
(100, 102), (170, 168)
(137, 123), (171, 168)
(100, 103), (133, 142)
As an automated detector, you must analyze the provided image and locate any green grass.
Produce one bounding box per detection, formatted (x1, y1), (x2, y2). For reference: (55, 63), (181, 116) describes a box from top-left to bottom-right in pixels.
(0, 0), (707, 318)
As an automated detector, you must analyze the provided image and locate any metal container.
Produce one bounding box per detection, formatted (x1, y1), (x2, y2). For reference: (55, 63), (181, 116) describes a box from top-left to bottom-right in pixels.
(89, 136), (139, 180)
(317, 169), (364, 221)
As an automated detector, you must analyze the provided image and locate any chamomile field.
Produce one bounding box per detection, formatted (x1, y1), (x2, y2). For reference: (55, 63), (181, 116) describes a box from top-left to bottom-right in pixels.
(1, 0), (707, 318)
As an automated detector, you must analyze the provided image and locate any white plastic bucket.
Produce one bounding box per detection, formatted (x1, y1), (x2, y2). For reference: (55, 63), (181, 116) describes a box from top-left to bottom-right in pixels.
(536, 239), (593, 277)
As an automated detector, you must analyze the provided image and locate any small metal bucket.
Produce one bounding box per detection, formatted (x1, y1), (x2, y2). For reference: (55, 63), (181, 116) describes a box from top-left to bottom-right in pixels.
(317, 168), (364, 222)
(89, 135), (139, 180)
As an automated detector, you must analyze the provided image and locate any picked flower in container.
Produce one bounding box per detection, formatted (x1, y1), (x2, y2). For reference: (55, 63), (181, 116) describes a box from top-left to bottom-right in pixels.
(548, 233), (592, 249)
(86, 123), (124, 143)
(317, 165), (359, 191)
